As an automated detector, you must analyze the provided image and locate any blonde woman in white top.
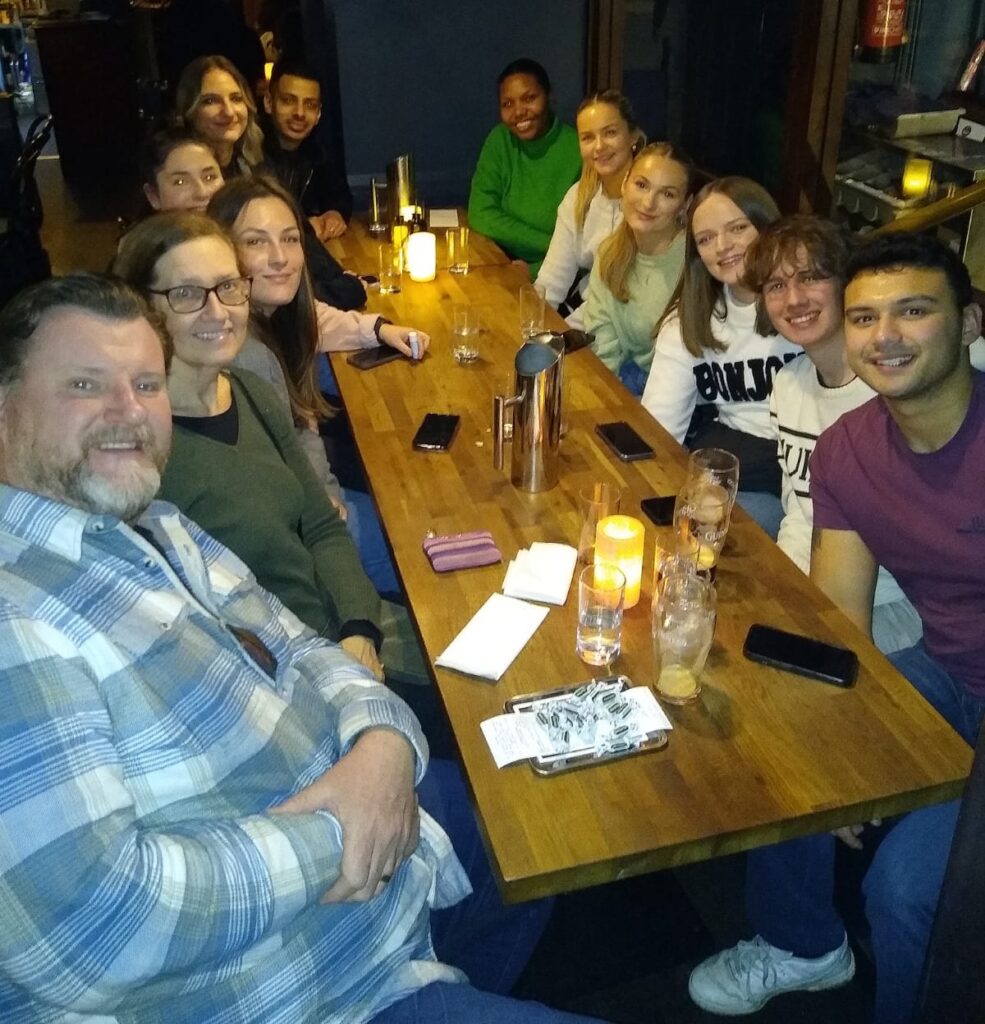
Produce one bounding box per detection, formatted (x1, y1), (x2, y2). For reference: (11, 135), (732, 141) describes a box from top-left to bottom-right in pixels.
(535, 91), (642, 329)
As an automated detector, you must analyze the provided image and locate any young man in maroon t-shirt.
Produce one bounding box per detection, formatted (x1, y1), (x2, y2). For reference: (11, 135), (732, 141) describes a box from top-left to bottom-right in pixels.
(689, 233), (984, 1024)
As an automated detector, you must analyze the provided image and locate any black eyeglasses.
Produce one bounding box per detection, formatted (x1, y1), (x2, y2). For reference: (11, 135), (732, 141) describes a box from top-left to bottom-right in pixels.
(150, 276), (252, 314)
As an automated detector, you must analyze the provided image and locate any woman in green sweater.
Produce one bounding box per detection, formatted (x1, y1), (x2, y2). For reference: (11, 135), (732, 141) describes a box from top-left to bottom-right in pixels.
(113, 212), (385, 681)
(583, 142), (693, 396)
(467, 58), (581, 279)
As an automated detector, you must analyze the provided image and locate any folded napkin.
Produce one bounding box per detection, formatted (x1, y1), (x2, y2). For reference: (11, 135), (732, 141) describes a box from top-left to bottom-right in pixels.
(434, 593), (549, 681)
(502, 542), (578, 606)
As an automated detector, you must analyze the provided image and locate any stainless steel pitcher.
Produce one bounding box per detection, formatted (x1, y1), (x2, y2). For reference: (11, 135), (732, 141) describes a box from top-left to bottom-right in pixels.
(493, 333), (564, 492)
(386, 154), (415, 223)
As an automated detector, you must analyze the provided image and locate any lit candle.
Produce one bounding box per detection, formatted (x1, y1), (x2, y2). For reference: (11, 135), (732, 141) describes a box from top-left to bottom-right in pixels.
(595, 515), (645, 608)
(406, 231), (437, 282)
(901, 157), (933, 199)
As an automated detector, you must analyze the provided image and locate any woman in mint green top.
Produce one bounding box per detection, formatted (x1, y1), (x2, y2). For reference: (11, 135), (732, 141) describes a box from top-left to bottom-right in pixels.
(583, 142), (694, 395)
(468, 58), (581, 278)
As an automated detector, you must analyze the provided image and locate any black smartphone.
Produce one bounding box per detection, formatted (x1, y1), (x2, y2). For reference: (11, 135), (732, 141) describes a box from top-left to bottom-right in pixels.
(413, 413), (460, 451)
(595, 421), (655, 462)
(640, 495), (677, 526)
(743, 624), (858, 688)
(347, 346), (403, 371)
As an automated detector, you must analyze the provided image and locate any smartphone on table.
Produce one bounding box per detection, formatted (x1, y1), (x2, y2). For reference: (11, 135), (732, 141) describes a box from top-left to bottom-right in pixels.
(347, 347), (403, 371)
(640, 495), (677, 526)
(413, 413), (460, 452)
(596, 421), (655, 462)
(743, 624), (858, 688)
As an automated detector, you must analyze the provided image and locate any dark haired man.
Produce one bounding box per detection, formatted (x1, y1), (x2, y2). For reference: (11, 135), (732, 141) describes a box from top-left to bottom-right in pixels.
(262, 56), (352, 242)
(690, 233), (985, 1024)
(0, 273), (601, 1024)
(746, 215), (922, 653)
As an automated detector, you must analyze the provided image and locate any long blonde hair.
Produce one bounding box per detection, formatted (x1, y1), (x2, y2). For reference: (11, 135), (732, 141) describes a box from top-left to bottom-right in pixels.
(176, 55), (265, 170)
(573, 90), (643, 232)
(595, 142), (694, 303)
(654, 176), (780, 357)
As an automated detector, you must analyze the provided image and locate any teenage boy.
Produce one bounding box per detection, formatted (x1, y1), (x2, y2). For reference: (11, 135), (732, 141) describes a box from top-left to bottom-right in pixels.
(745, 215), (921, 653)
(689, 233), (985, 1024)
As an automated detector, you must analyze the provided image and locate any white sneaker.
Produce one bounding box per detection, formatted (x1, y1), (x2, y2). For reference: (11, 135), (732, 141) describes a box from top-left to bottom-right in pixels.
(688, 935), (855, 1015)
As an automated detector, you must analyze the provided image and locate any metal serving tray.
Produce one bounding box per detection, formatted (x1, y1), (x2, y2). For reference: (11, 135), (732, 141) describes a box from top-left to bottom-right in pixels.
(504, 674), (668, 776)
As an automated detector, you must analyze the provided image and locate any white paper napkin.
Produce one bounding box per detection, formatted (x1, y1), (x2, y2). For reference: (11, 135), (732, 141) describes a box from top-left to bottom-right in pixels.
(434, 593), (549, 680)
(428, 208), (460, 229)
(502, 542), (578, 606)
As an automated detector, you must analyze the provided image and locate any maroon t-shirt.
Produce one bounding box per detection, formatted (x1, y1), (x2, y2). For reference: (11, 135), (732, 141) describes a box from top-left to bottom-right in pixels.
(811, 371), (985, 697)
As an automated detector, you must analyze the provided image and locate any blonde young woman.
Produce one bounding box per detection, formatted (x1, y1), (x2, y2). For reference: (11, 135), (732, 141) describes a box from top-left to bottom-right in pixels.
(535, 90), (642, 329)
(175, 55), (264, 177)
(582, 142), (693, 395)
(641, 176), (802, 535)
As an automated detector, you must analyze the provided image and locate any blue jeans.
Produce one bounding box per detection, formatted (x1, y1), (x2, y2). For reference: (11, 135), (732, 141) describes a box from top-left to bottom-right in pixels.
(735, 490), (783, 539)
(618, 359), (648, 397)
(416, 759), (553, 996)
(372, 983), (608, 1023)
(318, 353), (341, 399)
(343, 486), (400, 596)
(745, 644), (984, 1024)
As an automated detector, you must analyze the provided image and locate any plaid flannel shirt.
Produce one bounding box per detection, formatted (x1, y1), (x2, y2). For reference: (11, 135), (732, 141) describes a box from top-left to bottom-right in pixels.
(0, 486), (469, 1024)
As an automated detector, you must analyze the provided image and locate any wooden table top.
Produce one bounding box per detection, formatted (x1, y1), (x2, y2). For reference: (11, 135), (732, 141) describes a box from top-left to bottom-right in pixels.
(326, 211), (510, 275)
(329, 254), (972, 903)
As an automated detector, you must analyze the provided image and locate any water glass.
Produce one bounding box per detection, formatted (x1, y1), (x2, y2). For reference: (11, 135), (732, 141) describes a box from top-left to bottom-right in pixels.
(652, 573), (717, 704)
(378, 242), (402, 294)
(452, 303), (482, 363)
(446, 226), (470, 274)
(519, 283), (546, 340)
(685, 448), (740, 514)
(576, 565), (626, 667)
(577, 482), (621, 565)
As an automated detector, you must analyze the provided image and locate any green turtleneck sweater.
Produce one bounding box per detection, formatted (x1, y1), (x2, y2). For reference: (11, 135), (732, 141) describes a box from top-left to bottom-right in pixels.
(468, 116), (581, 278)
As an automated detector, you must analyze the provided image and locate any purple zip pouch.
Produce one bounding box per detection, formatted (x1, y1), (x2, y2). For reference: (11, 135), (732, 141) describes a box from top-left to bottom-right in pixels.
(422, 530), (503, 573)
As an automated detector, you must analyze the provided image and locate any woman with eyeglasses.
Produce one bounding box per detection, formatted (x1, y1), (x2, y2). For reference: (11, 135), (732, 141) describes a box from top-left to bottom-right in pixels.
(113, 212), (386, 681)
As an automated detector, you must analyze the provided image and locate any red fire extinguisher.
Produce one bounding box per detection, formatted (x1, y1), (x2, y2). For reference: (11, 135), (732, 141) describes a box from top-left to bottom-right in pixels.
(860, 0), (908, 64)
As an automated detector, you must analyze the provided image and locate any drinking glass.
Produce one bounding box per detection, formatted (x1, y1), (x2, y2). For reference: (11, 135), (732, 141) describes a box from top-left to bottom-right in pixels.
(652, 529), (703, 594)
(673, 480), (732, 573)
(446, 226), (470, 274)
(576, 565), (626, 667)
(577, 482), (622, 565)
(519, 283), (546, 340)
(652, 572), (717, 704)
(685, 448), (740, 514)
(452, 303), (481, 363)
(378, 242), (402, 294)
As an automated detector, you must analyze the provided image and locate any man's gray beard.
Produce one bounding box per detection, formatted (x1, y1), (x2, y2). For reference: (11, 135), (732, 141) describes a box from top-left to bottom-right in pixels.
(13, 426), (168, 523)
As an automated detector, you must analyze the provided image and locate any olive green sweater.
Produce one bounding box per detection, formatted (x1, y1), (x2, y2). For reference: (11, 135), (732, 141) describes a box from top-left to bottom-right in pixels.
(159, 369), (381, 641)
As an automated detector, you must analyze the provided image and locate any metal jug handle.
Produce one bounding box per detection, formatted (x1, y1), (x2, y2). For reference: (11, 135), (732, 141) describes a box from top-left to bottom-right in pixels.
(493, 392), (522, 470)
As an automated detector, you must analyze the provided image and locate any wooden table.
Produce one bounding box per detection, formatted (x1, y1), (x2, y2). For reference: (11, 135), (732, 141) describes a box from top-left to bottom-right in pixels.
(326, 211), (510, 274)
(329, 249), (972, 903)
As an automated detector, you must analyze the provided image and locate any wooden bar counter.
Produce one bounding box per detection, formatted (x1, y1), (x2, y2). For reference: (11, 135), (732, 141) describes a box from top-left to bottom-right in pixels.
(328, 228), (972, 902)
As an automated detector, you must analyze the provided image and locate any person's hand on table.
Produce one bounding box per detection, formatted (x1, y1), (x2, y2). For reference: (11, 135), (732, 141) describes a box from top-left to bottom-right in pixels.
(340, 634), (384, 681)
(271, 729), (419, 902)
(379, 324), (430, 360)
(310, 210), (348, 241)
(832, 819), (882, 850)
